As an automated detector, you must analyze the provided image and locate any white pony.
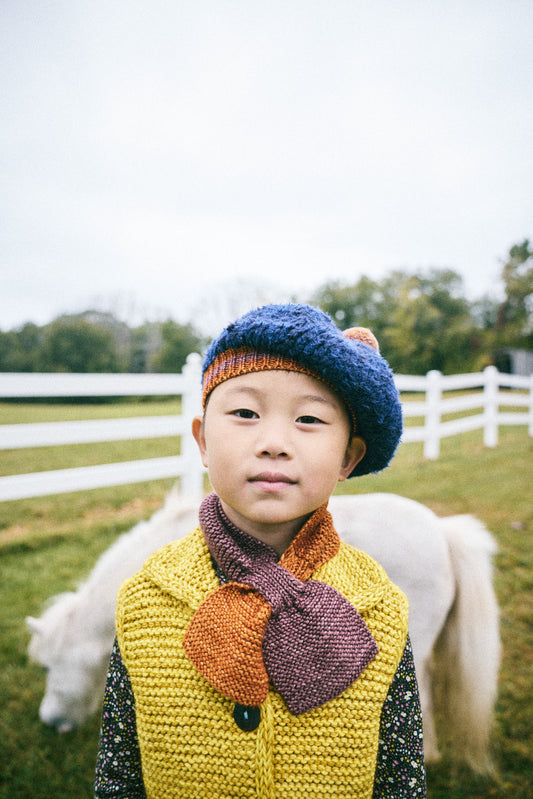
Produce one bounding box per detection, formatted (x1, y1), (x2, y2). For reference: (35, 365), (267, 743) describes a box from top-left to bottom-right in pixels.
(27, 490), (500, 772)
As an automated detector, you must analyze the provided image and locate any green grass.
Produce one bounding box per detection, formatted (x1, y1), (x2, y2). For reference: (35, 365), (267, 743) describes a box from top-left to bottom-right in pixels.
(0, 399), (182, 479)
(0, 397), (181, 424)
(0, 405), (532, 797)
(0, 399), (182, 532)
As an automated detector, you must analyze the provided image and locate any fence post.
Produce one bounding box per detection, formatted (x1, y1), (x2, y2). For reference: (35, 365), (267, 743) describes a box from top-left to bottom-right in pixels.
(179, 353), (204, 501)
(529, 374), (533, 438)
(483, 365), (499, 448)
(424, 370), (442, 460)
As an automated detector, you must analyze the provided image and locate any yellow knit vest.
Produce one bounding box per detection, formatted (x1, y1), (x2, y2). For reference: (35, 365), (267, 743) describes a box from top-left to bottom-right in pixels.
(116, 527), (409, 799)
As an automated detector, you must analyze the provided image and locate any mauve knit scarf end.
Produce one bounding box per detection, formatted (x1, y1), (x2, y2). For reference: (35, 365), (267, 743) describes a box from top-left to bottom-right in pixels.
(183, 493), (378, 715)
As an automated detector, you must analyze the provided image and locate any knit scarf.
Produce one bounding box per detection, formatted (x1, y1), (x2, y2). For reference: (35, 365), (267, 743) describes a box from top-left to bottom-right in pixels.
(183, 493), (378, 715)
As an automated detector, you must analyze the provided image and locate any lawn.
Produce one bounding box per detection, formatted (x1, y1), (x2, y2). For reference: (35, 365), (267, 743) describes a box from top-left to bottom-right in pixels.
(0, 406), (532, 798)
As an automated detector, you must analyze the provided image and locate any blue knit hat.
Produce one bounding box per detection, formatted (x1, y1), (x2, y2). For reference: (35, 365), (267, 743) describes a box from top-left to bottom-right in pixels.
(202, 303), (402, 476)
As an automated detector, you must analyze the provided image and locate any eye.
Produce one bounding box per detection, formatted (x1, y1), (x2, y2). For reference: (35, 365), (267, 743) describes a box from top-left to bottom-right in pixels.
(231, 408), (258, 419)
(297, 415), (324, 425)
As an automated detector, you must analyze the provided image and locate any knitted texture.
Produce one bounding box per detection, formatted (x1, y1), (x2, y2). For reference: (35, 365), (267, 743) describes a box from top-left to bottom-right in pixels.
(183, 493), (378, 714)
(116, 528), (408, 799)
(343, 326), (380, 352)
(201, 303), (403, 476)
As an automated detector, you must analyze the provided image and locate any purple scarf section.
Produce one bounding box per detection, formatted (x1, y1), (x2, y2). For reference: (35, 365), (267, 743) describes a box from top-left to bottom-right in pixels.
(198, 493), (379, 715)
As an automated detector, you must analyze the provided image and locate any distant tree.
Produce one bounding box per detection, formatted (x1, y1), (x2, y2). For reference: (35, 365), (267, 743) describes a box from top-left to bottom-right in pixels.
(470, 295), (500, 331)
(16, 323), (42, 370)
(0, 311), (207, 374)
(0, 330), (17, 371)
(312, 268), (479, 374)
(38, 317), (119, 372)
(0, 323), (42, 371)
(151, 320), (205, 373)
(495, 239), (533, 348)
(77, 310), (132, 371)
(128, 323), (162, 373)
(378, 269), (476, 374)
(310, 276), (387, 336)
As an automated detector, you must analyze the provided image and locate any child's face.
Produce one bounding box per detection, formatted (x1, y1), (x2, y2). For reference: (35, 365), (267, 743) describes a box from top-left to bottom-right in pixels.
(192, 369), (366, 551)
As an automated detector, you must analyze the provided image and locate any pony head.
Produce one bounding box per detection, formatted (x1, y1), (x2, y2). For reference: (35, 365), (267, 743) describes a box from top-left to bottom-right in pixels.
(26, 591), (112, 732)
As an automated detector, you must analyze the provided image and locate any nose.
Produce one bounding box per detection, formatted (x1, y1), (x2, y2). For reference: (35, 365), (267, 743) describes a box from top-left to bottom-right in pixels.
(39, 703), (76, 733)
(255, 418), (290, 459)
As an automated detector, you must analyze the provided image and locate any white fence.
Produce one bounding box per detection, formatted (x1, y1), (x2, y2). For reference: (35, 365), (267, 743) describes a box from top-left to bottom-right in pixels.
(0, 361), (531, 503)
(0, 354), (204, 503)
(397, 365), (533, 459)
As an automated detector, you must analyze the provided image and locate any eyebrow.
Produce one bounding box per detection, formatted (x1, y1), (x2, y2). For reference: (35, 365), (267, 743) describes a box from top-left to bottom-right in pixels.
(222, 385), (262, 398)
(300, 393), (339, 409)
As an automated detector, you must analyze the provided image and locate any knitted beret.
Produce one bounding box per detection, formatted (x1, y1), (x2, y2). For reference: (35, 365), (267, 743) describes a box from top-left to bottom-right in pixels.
(201, 303), (402, 476)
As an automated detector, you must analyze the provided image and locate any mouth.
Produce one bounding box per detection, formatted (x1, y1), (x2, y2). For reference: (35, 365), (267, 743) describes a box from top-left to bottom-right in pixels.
(248, 472), (296, 490)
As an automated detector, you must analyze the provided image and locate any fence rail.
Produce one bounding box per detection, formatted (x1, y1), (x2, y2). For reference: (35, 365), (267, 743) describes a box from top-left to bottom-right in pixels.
(397, 366), (533, 459)
(0, 361), (531, 502)
(0, 354), (204, 502)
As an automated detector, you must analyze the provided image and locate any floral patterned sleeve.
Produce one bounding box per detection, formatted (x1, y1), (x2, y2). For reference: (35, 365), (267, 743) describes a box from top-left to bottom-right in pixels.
(372, 635), (427, 798)
(94, 638), (146, 798)
(95, 637), (426, 798)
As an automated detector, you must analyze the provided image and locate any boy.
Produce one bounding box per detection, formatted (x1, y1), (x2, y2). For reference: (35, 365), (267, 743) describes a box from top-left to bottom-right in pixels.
(95, 303), (426, 798)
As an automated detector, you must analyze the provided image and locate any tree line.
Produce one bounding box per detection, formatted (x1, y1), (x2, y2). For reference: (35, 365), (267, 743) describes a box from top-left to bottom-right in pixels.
(0, 313), (205, 376)
(1, 240), (531, 376)
(311, 239), (532, 375)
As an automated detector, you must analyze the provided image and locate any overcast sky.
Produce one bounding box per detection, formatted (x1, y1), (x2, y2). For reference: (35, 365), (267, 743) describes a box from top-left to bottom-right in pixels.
(2, 0), (532, 333)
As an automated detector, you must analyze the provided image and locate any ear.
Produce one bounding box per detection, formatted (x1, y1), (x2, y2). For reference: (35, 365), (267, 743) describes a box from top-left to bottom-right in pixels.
(191, 416), (209, 468)
(338, 436), (366, 481)
(26, 616), (41, 634)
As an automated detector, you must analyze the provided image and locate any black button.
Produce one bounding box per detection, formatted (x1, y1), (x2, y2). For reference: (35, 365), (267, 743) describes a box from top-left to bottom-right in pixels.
(233, 703), (260, 731)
